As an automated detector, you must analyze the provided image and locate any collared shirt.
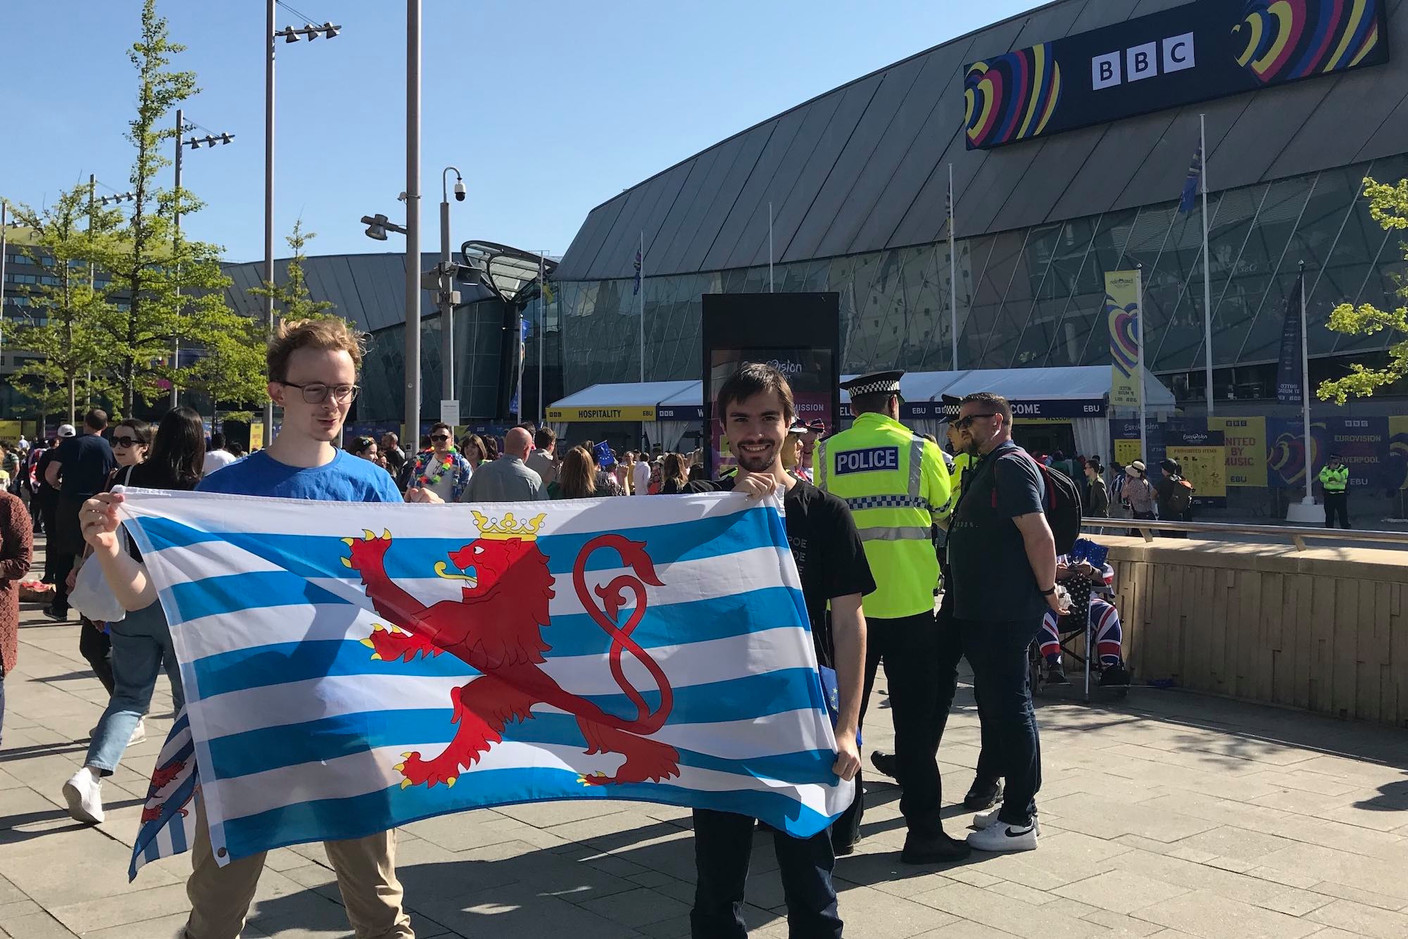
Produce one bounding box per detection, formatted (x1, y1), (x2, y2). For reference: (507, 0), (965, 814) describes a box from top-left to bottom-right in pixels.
(461, 454), (549, 504)
(525, 449), (558, 487)
(411, 450), (473, 502)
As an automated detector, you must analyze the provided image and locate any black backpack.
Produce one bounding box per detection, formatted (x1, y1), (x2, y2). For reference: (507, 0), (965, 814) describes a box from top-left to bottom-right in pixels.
(993, 448), (1085, 555)
(1166, 475), (1195, 515)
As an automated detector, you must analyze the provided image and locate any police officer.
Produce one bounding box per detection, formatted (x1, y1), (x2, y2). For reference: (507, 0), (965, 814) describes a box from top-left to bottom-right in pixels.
(1318, 453), (1350, 529)
(869, 409), (1003, 812)
(818, 370), (968, 863)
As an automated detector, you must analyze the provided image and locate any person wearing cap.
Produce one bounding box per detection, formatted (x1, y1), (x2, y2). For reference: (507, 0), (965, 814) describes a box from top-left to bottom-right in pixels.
(43, 414), (114, 621)
(1318, 453), (1350, 529)
(816, 370), (964, 863)
(1121, 460), (1157, 521)
(796, 419), (825, 482)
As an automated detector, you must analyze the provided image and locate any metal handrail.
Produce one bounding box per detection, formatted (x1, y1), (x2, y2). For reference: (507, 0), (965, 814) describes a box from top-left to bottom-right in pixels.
(1083, 517), (1408, 552)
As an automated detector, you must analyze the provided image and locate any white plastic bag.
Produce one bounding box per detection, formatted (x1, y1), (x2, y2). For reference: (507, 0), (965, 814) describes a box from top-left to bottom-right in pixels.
(68, 466), (133, 624)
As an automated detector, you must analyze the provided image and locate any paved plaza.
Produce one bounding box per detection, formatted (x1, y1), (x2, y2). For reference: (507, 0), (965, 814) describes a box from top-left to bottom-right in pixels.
(3, 599), (1408, 938)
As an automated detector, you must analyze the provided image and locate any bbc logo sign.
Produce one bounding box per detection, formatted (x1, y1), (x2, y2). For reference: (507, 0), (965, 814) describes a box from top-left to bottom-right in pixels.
(1092, 32), (1195, 89)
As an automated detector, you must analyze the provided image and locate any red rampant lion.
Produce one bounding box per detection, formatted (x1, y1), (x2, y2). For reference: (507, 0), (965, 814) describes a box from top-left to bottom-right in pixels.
(344, 514), (680, 790)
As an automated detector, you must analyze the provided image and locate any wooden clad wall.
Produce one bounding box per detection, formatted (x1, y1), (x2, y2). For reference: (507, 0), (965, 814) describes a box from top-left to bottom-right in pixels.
(1102, 538), (1408, 727)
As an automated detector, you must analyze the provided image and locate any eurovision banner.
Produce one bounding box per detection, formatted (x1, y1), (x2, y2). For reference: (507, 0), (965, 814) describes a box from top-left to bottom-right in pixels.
(964, 0), (1388, 149)
(1208, 416), (1267, 488)
(1106, 270), (1142, 410)
(1266, 417), (1389, 490)
(1391, 416), (1408, 491)
(1276, 273), (1305, 404)
(119, 490), (850, 878)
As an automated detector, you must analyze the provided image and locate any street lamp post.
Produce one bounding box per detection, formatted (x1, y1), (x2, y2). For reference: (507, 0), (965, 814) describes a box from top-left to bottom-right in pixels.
(171, 108), (234, 407)
(404, 0), (422, 446)
(439, 166), (464, 419)
(264, 6), (340, 446)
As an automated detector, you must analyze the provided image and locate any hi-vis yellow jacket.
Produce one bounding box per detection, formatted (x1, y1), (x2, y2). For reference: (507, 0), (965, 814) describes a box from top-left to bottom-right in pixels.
(817, 412), (952, 619)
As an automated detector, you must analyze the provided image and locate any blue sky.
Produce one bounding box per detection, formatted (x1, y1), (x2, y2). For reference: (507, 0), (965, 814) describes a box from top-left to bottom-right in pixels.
(1, 1), (1040, 263)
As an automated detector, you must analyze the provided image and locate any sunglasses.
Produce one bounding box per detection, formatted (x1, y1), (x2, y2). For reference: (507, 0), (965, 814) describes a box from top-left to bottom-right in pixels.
(953, 413), (999, 430)
(112, 435), (145, 448)
(430, 434), (451, 443)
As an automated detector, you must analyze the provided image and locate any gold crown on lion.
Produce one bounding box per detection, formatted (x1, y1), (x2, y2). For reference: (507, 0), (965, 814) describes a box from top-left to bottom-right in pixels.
(471, 510), (547, 541)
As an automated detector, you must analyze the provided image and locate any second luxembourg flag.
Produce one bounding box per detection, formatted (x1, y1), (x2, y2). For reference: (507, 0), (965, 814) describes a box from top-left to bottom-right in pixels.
(119, 488), (850, 875)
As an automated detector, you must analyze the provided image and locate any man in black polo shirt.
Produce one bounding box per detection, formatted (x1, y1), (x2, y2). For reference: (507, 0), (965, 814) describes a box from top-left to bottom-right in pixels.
(686, 362), (870, 939)
(947, 392), (1064, 853)
(44, 409), (114, 620)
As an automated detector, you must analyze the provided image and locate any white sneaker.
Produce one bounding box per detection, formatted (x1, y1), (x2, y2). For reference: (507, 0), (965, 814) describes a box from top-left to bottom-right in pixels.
(973, 807), (1040, 836)
(128, 719), (147, 746)
(62, 768), (105, 825)
(967, 818), (1038, 852)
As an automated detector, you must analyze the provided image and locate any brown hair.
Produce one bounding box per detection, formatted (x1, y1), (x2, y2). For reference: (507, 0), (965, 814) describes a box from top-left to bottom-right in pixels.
(267, 318), (366, 382)
(959, 391), (1012, 425)
(558, 447), (597, 499)
(430, 422), (453, 436)
(459, 434), (486, 463)
(714, 362), (796, 424)
(661, 452), (688, 489)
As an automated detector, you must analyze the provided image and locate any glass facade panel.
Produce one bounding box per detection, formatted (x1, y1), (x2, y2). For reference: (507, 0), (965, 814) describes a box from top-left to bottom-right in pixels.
(543, 163), (1405, 411)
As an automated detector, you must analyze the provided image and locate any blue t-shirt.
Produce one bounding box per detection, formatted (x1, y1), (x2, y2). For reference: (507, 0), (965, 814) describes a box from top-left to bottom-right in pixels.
(196, 449), (403, 503)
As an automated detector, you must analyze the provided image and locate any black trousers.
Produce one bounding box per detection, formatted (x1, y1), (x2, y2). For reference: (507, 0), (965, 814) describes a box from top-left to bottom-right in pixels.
(1324, 492), (1349, 528)
(691, 809), (840, 939)
(79, 617), (115, 696)
(960, 615), (1043, 826)
(833, 610), (944, 849)
(934, 591), (999, 785)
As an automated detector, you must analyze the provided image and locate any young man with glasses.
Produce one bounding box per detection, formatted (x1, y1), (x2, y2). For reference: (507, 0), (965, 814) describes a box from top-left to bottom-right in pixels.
(184, 317), (419, 937)
(406, 422), (473, 502)
(947, 392), (1064, 853)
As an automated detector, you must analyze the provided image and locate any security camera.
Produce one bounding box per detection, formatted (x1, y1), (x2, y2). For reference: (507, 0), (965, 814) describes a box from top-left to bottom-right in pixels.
(454, 179), (466, 202)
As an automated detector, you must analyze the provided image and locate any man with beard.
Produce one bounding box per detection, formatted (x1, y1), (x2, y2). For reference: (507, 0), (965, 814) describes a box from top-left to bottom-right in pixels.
(946, 392), (1063, 852)
(815, 370), (965, 863)
(686, 362), (868, 938)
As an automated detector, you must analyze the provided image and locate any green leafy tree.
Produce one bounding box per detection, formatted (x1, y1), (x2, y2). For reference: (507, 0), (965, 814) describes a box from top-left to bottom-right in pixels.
(249, 220), (336, 323)
(86, 0), (249, 415)
(1318, 176), (1408, 403)
(7, 185), (123, 423)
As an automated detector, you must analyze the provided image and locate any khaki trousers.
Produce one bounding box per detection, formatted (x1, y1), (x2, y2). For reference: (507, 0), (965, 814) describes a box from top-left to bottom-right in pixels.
(184, 798), (414, 939)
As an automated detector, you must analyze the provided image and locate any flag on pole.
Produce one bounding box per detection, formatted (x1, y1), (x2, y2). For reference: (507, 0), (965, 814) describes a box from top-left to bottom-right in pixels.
(1276, 273), (1305, 404)
(633, 248), (642, 296)
(1179, 143), (1203, 214)
(118, 489), (849, 877)
(542, 278), (554, 304)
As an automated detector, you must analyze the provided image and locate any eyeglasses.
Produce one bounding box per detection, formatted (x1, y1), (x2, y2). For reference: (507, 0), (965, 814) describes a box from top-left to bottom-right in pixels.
(112, 435), (145, 448)
(279, 381), (360, 404)
(953, 413), (999, 430)
(430, 434), (451, 443)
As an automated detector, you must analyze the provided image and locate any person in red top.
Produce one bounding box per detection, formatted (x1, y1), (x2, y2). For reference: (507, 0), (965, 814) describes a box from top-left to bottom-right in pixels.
(0, 488), (34, 749)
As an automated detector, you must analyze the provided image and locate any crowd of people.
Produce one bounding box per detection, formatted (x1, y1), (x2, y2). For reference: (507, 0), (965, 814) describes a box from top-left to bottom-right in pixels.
(0, 325), (1176, 939)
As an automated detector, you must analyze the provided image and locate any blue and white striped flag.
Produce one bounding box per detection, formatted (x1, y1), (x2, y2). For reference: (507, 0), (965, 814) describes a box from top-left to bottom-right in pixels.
(119, 489), (849, 877)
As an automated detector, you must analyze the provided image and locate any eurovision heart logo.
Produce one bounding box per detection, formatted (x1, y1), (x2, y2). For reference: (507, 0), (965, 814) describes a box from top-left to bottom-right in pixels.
(1106, 300), (1140, 376)
(1388, 432), (1408, 491)
(1268, 428), (1323, 486)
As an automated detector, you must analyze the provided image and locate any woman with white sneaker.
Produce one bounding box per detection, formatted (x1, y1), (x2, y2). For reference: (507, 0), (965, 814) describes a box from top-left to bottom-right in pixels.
(62, 408), (204, 825)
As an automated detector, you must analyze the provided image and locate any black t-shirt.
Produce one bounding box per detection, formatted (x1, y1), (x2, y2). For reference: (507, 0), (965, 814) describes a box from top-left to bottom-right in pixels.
(35, 448), (59, 495)
(687, 476), (875, 665)
(947, 441), (1047, 623)
(55, 433), (116, 501)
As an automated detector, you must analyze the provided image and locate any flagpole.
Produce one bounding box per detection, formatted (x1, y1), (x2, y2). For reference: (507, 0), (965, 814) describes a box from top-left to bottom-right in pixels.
(538, 252), (545, 426)
(1137, 263), (1147, 462)
(1201, 113), (1214, 414)
(768, 201), (774, 293)
(949, 163), (958, 370)
(1298, 260), (1312, 507)
(638, 231), (645, 384)
(516, 307), (524, 423)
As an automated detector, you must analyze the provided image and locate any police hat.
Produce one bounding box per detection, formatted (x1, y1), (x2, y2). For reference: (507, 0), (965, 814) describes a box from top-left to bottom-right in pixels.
(936, 393), (964, 423)
(840, 370), (904, 399)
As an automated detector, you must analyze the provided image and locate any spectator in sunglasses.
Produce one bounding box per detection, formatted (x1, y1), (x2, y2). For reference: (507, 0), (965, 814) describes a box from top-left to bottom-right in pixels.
(407, 422), (472, 502)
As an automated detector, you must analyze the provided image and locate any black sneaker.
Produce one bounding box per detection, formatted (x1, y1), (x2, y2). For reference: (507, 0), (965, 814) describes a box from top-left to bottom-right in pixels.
(900, 831), (971, 864)
(832, 837), (857, 857)
(1045, 665), (1070, 685)
(962, 777), (1002, 811)
(869, 750), (897, 780)
(1100, 663), (1131, 687)
(43, 607), (69, 622)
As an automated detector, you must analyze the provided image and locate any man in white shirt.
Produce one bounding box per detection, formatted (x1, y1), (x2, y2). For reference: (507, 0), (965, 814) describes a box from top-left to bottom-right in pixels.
(203, 432), (238, 475)
(632, 451), (652, 495)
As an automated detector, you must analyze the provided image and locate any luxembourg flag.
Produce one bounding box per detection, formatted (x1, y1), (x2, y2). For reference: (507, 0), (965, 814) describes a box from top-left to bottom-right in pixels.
(121, 489), (850, 878)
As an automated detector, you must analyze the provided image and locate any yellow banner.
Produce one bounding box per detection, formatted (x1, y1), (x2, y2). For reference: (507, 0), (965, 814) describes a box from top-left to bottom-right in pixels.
(1105, 270), (1142, 410)
(0, 421), (22, 442)
(1113, 438), (1143, 466)
(1208, 416), (1266, 487)
(546, 406), (656, 422)
(249, 423), (264, 450)
(1167, 445), (1227, 499)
